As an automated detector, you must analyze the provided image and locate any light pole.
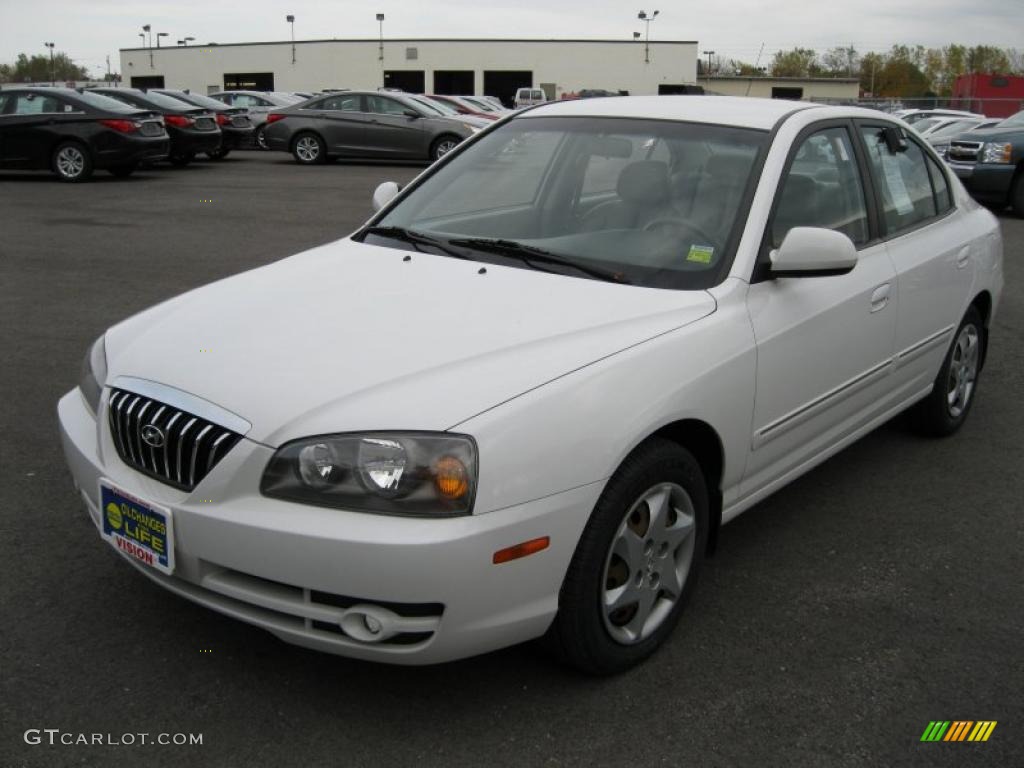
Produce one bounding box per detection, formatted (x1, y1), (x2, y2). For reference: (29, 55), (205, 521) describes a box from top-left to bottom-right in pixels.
(703, 50), (715, 77)
(637, 10), (658, 64)
(44, 42), (55, 85)
(157, 32), (168, 48)
(286, 15), (295, 64)
(376, 13), (385, 87)
(142, 24), (153, 68)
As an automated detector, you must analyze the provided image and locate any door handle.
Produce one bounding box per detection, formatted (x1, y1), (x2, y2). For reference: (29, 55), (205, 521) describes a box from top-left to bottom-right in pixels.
(870, 283), (891, 313)
(955, 246), (970, 269)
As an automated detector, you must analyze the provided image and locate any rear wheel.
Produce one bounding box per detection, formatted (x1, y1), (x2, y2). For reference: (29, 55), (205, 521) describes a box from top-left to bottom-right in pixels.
(52, 141), (93, 182)
(108, 164), (136, 178)
(545, 438), (708, 675)
(910, 305), (984, 436)
(254, 126), (269, 151)
(430, 135), (460, 161)
(292, 132), (326, 165)
(1011, 172), (1024, 218)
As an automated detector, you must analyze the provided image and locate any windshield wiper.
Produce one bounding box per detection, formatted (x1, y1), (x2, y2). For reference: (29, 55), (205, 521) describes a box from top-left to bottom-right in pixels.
(360, 226), (472, 260)
(448, 238), (630, 284)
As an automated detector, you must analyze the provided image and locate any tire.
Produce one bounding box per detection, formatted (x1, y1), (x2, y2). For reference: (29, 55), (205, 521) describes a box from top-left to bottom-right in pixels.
(108, 164), (136, 178)
(51, 141), (93, 183)
(168, 153), (194, 168)
(254, 126), (268, 151)
(1011, 171), (1024, 218)
(206, 147), (230, 160)
(292, 132), (326, 165)
(430, 135), (461, 162)
(909, 305), (985, 437)
(545, 438), (709, 675)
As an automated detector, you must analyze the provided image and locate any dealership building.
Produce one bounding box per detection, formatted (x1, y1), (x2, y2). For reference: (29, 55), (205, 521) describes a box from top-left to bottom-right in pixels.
(118, 38), (699, 104)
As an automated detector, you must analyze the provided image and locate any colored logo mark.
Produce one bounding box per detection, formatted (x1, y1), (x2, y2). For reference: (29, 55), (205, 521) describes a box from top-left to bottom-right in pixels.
(105, 502), (123, 530)
(920, 721), (997, 742)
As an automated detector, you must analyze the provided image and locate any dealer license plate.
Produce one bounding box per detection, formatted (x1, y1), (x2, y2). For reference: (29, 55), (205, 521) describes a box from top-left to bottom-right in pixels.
(98, 481), (175, 575)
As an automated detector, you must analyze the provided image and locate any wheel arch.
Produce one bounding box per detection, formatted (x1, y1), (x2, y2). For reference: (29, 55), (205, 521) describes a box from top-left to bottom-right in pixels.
(645, 418), (725, 556)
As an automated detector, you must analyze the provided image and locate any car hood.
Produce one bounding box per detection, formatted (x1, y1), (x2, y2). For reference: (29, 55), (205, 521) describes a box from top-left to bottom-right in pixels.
(953, 125), (1021, 142)
(105, 240), (716, 446)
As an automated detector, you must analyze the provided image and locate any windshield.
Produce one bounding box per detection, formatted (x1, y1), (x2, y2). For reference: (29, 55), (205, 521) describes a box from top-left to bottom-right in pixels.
(998, 110), (1024, 126)
(928, 119), (979, 139)
(462, 96), (497, 112)
(132, 89), (197, 110)
(912, 117), (941, 132)
(162, 91), (226, 110)
(73, 90), (142, 113)
(409, 96), (448, 116)
(420, 96), (461, 116)
(368, 116), (766, 290)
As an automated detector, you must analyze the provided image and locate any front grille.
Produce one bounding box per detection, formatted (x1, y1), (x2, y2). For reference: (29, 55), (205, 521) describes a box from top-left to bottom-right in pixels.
(139, 120), (165, 137)
(948, 141), (982, 162)
(231, 115), (251, 128)
(194, 116), (217, 131)
(107, 387), (242, 491)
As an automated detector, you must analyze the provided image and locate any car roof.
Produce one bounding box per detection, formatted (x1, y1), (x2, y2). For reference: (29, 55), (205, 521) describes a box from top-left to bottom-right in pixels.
(524, 95), (829, 130)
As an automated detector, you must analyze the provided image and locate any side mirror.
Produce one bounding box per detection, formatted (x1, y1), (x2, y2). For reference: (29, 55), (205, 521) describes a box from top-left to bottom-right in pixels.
(371, 181), (400, 213)
(769, 227), (857, 277)
(403, 109), (421, 119)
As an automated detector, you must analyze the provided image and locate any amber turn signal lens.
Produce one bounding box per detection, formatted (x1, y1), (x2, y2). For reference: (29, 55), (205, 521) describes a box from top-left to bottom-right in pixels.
(433, 455), (469, 500)
(492, 536), (550, 565)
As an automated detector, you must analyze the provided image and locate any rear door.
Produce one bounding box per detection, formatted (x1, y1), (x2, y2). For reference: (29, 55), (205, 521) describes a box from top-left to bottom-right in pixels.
(856, 122), (977, 398)
(743, 122), (898, 496)
(363, 95), (426, 159)
(304, 93), (367, 154)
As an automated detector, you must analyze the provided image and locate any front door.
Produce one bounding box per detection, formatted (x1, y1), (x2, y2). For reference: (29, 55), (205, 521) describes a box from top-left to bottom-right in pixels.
(363, 94), (426, 159)
(743, 123), (898, 496)
(307, 93), (368, 154)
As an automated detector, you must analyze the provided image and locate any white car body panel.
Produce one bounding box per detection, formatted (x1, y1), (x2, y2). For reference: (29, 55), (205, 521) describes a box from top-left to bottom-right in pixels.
(58, 96), (1005, 664)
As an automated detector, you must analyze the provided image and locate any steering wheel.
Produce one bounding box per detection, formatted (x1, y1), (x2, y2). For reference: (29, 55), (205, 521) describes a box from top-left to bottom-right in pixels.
(642, 218), (718, 252)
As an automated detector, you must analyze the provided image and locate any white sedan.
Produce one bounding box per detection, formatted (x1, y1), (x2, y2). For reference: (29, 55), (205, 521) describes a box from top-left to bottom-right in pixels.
(59, 96), (1003, 674)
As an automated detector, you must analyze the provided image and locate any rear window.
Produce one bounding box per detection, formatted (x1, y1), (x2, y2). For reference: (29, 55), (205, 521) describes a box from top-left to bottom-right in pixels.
(73, 91), (141, 113)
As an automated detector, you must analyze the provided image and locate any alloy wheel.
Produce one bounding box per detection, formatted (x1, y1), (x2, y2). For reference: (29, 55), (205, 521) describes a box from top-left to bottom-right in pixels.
(434, 139), (458, 159)
(947, 324), (979, 418)
(56, 146), (86, 179)
(295, 136), (320, 162)
(601, 482), (696, 645)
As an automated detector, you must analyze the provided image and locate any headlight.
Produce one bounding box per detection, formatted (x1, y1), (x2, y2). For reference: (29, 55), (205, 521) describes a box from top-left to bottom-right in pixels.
(79, 335), (107, 414)
(261, 432), (477, 516)
(982, 142), (1012, 164)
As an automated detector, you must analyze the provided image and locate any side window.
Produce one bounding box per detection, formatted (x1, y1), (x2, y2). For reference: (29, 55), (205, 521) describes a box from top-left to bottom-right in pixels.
(772, 127), (869, 248)
(860, 126), (937, 235)
(213, 94), (232, 105)
(319, 94), (361, 112)
(12, 94), (63, 114)
(366, 96), (409, 116)
(925, 152), (953, 214)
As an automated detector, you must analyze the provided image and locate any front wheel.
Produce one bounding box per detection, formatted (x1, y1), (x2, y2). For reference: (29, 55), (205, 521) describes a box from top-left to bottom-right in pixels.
(909, 306), (985, 436)
(545, 438), (708, 675)
(52, 141), (93, 182)
(292, 132), (326, 165)
(430, 135), (460, 162)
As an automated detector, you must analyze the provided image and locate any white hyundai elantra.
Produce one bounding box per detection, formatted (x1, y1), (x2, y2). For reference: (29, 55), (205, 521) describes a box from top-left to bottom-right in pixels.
(59, 96), (1003, 674)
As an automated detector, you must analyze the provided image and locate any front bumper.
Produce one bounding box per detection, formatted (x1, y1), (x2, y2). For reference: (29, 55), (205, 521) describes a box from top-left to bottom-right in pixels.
(58, 387), (599, 664)
(947, 161), (1016, 203)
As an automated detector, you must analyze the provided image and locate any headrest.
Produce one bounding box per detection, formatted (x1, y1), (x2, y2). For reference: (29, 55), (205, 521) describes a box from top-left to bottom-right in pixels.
(616, 161), (670, 206)
(705, 153), (753, 178)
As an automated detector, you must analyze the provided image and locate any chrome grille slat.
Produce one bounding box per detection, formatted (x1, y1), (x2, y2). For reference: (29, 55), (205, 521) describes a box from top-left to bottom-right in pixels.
(107, 387), (242, 492)
(190, 425), (214, 488)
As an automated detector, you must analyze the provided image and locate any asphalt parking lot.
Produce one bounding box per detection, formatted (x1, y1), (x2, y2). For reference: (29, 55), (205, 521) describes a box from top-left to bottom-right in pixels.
(1, 151), (1021, 768)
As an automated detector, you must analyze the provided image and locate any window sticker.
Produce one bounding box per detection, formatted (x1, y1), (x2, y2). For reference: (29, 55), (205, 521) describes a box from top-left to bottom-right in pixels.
(880, 151), (914, 215)
(686, 245), (714, 264)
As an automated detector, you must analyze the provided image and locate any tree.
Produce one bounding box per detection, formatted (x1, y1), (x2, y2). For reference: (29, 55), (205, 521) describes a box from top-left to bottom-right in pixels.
(3, 51), (89, 83)
(821, 46), (859, 77)
(966, 45), (1011, 74)
(771, 48), (821, 78)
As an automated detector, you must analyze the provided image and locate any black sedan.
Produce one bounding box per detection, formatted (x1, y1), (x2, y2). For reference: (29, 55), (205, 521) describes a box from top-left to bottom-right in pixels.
(262, 90), (479, 165)
(92, 87), (221, 167)
(152, 90), (255, 159)
(0, 88), (168, 181)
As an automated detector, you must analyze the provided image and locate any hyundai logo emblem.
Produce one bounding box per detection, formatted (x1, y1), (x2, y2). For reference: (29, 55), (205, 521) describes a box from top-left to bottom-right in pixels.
(140, 424), (165, 448)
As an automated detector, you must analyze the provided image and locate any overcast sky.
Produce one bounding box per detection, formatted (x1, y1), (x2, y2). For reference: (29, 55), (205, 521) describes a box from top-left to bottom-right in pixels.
(2, 0), (1021, 77)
